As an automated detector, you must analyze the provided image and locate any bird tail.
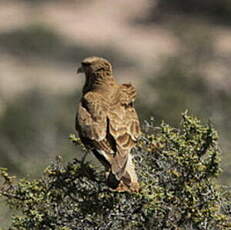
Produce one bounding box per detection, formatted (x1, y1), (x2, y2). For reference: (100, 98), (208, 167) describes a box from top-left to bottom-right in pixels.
(109, 154), (140, 192)
(106, 151), (127, 189)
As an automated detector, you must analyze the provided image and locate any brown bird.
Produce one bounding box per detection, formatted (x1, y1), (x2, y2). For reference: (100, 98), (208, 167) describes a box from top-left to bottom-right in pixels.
(75, 56), (141, 192)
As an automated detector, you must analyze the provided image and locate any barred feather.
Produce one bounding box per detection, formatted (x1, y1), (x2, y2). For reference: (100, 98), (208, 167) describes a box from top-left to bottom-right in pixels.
(76, 56), (141, 192)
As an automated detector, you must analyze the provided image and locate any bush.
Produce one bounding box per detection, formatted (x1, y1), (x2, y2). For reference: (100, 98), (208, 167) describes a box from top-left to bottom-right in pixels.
(0, 112), (230, 229)
(0, 89), (79, 176)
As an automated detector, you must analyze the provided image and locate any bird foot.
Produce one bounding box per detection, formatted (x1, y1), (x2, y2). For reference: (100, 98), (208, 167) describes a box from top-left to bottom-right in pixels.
(129, 182), (140, 192)
(113, 181), (140, 193)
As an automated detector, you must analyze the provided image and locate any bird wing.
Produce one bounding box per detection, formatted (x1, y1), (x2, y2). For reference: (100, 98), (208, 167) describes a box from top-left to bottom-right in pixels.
(107, 84), (141, 178)
(76, 91), (116, 169)
(120, 83), (137, 105)
(76, 85), (141, 183)
(76, 91), (107, 142)
(117, 83), (140, 140)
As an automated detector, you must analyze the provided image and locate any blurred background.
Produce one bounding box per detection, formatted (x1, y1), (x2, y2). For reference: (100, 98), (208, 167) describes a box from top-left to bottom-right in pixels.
(1, 0), (231, 226)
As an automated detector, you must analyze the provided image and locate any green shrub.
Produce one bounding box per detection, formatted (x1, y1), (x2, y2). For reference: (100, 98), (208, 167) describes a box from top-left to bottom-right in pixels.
(0, 112), (230, 229)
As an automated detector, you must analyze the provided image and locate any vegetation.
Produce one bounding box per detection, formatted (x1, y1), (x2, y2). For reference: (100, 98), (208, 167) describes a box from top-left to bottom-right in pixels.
(136, 27), (231, 184)
(0, 113), (230, 229)
(1, 1), (231, 228)
(0, 89), (78, 176)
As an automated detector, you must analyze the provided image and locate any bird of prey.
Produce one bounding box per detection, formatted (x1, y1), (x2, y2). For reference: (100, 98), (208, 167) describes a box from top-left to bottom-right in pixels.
(75, 56), (141, 192)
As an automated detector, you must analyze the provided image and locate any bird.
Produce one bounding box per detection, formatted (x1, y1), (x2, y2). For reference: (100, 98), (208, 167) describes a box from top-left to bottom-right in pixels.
(75, 56), (141, 192)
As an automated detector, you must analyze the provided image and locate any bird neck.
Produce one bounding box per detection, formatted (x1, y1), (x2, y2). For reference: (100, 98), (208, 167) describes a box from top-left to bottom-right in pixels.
(83, 72), (117, 94)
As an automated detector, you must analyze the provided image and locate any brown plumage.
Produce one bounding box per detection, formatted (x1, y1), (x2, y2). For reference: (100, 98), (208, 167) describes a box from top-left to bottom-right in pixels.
(75, 56), (141, 192)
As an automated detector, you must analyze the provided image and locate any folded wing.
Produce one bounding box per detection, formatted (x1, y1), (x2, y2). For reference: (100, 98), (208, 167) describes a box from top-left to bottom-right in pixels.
(76, 85), (140, 187)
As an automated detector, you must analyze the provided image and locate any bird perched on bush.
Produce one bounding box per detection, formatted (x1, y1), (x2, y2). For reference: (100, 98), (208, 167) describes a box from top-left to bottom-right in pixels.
(76, 56), (141, 192)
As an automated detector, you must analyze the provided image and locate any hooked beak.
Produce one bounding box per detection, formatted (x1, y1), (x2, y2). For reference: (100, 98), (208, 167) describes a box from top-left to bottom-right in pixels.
(77, 66), (84, 74)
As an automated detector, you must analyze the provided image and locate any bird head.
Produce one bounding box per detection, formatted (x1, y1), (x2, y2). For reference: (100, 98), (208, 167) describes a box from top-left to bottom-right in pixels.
(77, 56), (112, 76)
